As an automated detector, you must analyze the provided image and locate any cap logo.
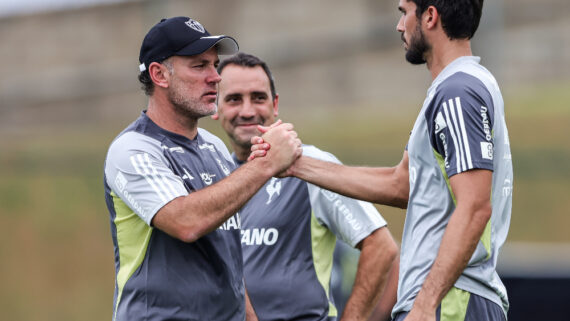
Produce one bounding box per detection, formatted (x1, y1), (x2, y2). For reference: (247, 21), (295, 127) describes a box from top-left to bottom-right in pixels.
(185, 19), (205, 33)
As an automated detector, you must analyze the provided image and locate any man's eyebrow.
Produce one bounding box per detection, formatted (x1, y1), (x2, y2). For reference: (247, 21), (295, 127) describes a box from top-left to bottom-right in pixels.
(224, 93), (242, 100)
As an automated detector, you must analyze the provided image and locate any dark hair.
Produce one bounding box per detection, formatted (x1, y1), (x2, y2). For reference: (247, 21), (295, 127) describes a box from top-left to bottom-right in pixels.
(138, 70), (154, 96)
(217, 52), (277, 100)
(138, 59), (174, 96)
(409, 0), (484, 39)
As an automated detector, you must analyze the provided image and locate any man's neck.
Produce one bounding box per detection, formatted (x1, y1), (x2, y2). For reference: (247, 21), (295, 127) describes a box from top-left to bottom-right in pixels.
(426, 38), (472, 80)
(232, 143), (250, 163)
(146, 98), (199, 140)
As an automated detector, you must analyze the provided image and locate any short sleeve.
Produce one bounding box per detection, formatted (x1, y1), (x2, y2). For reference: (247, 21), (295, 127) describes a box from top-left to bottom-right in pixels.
(104, 131), (188, 225)
(427, 72), (495, 177)
(302, 145), (386, 247)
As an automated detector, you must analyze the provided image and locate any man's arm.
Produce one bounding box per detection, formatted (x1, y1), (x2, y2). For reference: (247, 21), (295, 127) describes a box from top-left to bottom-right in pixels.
(245, 287), (259, 321)
(290, 152), (409, 208)
(153, 123), (301, 242)
(368, 255), (399, 321)
(250, 128), (409, 208)
(404, 169), (493, 321)
(340, 227), (399, 321)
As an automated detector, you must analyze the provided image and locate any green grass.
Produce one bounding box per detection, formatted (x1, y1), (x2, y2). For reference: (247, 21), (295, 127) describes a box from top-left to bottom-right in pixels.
(0, 82), (568, 320)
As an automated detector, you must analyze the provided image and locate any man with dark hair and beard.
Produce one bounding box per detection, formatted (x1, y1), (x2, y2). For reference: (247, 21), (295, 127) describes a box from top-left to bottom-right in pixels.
(103, 17), (302, 321)
(251, 1), (513, 321)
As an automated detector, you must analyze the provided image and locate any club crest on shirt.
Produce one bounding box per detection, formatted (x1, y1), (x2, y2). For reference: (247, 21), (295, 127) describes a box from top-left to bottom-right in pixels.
(266, 178), (281, 204)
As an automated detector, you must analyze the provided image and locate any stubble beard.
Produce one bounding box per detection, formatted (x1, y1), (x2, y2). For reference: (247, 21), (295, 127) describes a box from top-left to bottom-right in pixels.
(228, 116), (267, 153)
(168, 82), (216, 120)
(404, 23), (430, 65)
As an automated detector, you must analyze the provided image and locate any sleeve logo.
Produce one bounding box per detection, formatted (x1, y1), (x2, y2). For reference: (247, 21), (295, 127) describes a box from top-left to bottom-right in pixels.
(481, 141), (493, 160)
(434, 111), (447, 133)
(115, 171), (128, 192)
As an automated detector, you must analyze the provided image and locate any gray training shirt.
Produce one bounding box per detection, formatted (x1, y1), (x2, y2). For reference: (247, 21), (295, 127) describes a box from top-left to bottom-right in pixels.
(393, 56), (513, 318)
(104, 112), (245, 321)
(237, 145), (386, 320)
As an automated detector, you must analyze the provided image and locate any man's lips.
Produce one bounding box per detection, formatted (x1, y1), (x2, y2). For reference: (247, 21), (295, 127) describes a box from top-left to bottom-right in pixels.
(203, 91), (217, 99)
(235, 123), (260, 128)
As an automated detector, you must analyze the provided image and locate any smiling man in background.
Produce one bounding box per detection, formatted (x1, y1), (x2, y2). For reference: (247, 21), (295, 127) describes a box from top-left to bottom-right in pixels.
(214, 52), (399, 321)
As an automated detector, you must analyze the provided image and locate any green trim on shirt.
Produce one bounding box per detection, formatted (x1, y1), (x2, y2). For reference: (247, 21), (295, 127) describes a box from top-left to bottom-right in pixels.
(310, 212), (338, 317)
(112, 191), (153, 320)
(441, 287), (471, 321)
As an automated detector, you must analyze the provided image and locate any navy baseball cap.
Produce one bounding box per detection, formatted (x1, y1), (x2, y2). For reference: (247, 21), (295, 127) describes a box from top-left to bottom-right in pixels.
(139, 16), (239, 72)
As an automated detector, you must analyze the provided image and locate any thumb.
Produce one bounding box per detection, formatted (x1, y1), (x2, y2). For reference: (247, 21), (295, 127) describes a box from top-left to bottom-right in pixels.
(258, 119), (282, 133)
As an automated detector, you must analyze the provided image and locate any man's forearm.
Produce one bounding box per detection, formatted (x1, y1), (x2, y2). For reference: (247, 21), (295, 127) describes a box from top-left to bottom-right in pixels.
(153, 123), (302, 242)
(367, 255), (399, 321)
(245, 287), (259, 321)
(292, 156), (408, 208)
(410, 170), (492, 316)
(341, 228), (399, 321)
(411, 203), (491, 314)
(153, 157), (276, 242)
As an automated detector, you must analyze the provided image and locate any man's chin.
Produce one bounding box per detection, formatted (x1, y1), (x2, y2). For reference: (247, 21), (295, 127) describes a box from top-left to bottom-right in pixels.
(232, 131), (259, 145)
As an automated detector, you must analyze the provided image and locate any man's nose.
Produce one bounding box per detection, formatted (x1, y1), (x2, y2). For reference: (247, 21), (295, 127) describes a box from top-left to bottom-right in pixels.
(207, 66), (222, 84)
(239, 98), (256, 118)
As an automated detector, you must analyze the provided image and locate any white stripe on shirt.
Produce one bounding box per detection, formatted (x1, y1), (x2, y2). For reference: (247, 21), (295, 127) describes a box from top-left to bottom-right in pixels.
(448, 98), (467, 172)
(443, 101), (462, 173)
(131, 153), (168, 203)
(455, 97), (474, 169)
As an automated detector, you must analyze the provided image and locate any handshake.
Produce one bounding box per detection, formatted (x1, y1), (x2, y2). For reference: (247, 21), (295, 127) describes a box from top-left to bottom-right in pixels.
(247, 120), (302, 177)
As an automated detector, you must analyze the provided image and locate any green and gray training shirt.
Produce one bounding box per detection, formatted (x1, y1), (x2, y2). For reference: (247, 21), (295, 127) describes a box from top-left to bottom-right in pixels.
(104, 112), (245, 321)
(393, 56), (513, 318)
(237, 145), (386, 321)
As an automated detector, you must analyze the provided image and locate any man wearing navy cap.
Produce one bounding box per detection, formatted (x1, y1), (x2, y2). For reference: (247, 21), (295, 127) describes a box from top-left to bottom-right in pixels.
(103, 17), (302, 321)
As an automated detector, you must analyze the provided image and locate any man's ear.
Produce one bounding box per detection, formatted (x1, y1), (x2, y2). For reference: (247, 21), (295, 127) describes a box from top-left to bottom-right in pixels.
(424, 5), (439, 30)
(149, 62), (170, 89)
(273, 93), (280, 117)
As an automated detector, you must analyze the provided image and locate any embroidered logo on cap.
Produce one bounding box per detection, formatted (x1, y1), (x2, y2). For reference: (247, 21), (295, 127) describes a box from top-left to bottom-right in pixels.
(185, 19), (205, 33)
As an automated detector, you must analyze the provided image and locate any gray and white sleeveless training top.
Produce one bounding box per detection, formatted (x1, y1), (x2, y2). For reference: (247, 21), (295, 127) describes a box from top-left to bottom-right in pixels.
(393, 56), (513, 317)
(237, 145), (386, 320)
(104, 112), (245, 321)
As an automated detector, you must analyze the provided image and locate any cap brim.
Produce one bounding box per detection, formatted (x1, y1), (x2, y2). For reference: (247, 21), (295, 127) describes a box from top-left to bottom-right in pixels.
(175, 35), (239, 57)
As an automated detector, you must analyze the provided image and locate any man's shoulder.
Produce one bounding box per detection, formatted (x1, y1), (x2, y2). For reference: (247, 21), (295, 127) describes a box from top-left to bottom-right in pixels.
(108, 130), (162, 155)
(436, 71), (488, 97)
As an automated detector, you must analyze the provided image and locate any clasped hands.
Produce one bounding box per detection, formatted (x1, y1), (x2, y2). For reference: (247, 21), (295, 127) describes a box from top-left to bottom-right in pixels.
(247, 120), (302, 177)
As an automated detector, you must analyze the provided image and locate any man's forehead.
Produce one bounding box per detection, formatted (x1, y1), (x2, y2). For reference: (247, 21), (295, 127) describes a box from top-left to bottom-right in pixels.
(220, 65), (271, 90)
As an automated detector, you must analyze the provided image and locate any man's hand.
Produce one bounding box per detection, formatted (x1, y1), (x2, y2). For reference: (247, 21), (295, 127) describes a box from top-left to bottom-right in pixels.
(248, 123), (275, 161)
(402, 305), (436, 321)
(248, 135), (269, 161)
(252, 121), (302, 175)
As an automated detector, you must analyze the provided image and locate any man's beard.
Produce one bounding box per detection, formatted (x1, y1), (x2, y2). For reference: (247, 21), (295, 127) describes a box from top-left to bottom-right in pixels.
(404, 24), (430, 65)
(228, 117), (267, 150)
(168, 83), (216, 119)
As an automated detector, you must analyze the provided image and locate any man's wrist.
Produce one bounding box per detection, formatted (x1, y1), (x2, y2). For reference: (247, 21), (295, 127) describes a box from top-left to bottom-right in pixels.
(248, 154), (282, 178)
(413, 290), (439, 313)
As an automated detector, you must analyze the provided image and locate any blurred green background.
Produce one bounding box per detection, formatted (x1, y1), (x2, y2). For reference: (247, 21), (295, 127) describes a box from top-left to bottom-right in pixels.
(0, 0), (569, 320)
